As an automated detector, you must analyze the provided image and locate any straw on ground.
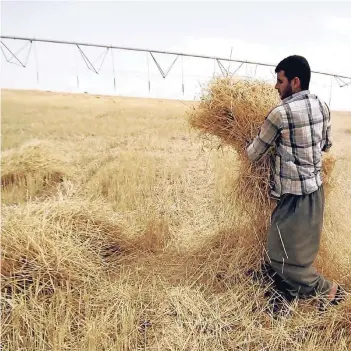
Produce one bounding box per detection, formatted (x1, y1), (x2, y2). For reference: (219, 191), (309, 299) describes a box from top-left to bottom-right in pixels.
(1, 89), (351, 350)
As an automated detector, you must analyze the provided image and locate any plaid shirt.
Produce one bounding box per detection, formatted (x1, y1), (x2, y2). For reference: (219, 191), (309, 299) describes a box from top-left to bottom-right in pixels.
(247, 90), (332, 198)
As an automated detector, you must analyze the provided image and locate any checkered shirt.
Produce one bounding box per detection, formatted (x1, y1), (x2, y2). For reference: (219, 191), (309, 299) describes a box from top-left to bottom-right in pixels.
(246, 90), (332, 199)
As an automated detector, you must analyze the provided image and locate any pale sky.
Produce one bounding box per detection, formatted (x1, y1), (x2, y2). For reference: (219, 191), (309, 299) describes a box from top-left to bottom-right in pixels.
(1, 1), (351, 110)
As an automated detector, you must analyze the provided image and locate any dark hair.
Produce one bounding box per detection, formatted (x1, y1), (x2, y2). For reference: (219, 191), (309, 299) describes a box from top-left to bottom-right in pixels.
(275, 55), (311, 90)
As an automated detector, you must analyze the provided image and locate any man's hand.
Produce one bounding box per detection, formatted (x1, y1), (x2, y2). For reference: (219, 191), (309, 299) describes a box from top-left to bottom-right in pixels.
(322, 145), (331, 153)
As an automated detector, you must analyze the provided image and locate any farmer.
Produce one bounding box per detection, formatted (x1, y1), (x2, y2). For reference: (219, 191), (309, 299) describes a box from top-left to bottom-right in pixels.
(246, 55), (345, 311)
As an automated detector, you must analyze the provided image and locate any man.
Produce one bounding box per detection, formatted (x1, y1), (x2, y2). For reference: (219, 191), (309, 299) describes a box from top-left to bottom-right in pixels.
(246, 55), (345, 311)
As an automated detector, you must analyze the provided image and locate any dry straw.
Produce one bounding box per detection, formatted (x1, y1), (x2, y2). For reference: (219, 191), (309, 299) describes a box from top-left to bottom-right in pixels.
(1, 142), (70, 203)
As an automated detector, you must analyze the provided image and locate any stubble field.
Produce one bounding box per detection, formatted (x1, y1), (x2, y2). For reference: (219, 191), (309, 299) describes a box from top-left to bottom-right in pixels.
(1, 89), (351, 350)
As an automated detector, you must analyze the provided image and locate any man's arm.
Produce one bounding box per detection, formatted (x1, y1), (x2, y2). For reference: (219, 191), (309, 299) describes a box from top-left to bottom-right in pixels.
(322, 103), (332, 152)
(246, 109), (282, 162)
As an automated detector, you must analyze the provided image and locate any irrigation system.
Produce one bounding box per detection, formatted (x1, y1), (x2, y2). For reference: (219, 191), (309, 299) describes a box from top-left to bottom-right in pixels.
(1, 35), (351, 98)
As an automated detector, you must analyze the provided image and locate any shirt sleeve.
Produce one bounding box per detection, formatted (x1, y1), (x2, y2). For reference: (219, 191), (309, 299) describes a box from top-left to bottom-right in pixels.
(246, 108), (282, 162)
(322, 103), (332, 152)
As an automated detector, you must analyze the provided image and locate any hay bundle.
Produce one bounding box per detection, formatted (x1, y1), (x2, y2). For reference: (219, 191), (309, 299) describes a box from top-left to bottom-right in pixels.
(189, 76), (335, 223)
(189, 77), (279, 220)
(0, 199), (131, 298)
(1, 142), (70, 203)
(190, 77), (280, 152)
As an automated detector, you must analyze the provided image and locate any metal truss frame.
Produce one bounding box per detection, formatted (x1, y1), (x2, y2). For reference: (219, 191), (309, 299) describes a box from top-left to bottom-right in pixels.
(1, 35), (351, 91)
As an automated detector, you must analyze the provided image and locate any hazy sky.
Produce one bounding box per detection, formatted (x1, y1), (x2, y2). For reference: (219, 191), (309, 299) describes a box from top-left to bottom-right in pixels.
(1, 1), (351, 109)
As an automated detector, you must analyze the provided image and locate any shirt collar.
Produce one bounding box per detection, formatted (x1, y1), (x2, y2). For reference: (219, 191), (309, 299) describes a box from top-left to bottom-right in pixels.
(282, 90), (310, 103)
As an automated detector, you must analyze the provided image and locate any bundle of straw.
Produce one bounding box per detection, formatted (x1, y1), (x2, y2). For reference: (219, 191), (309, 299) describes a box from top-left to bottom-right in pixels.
(189, 76), (335, 223)
(1, 143), (69, 204)
(190, 77), (280, 152)
(189, 77), (279, 218)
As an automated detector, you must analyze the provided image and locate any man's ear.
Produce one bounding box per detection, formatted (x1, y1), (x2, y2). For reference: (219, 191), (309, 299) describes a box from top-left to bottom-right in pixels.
(292, 77), (301, 90)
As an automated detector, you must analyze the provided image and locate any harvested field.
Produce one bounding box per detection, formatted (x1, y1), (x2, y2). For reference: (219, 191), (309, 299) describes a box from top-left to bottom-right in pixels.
(1, 89), (351, 350)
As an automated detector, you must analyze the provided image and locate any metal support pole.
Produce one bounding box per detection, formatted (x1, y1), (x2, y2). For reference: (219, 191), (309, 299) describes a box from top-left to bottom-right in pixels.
(216, 59), (227, 76)
(74, 45), (80, 89)
(111, 48), (116, 92)
(149, 52), (179, 79)
(1, 40), (26, 67)
(233, 62), (243, 75)
(77, 45), (109, 74)
(181, 55), (184, 95)
(227, 46), (233, 73)
(270, 69), (276, 80)
(34, 41), (39, 83)
(1, 40), (32, 67)
(77, 44), (98, 74)
(334, 76), (351, 87)
(95, 48), (109, 73)
(147, 52), (151, 93)
(329, 76), (333, 107)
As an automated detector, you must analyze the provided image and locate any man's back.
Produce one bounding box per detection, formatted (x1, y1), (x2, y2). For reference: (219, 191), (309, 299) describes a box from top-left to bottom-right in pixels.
(247, 90), (332, 198)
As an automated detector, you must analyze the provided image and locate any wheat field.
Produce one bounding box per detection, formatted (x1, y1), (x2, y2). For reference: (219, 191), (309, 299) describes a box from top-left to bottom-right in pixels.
(1, 89), (351, 350)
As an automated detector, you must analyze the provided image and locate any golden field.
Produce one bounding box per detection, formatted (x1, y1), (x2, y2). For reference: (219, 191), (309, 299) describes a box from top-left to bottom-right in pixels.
(1, 89), (351, 350)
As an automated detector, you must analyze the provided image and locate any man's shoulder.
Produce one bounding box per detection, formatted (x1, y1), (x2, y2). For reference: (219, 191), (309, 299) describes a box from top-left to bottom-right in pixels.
(266, 93), (329, 122)
(267, 104), (285, 118)
(284, 92), (329, 109)
(265, 104), (283, 121)
(281, 93), (330, 115)
(263, 105), (285, 129)
(267, 103), (289, 122)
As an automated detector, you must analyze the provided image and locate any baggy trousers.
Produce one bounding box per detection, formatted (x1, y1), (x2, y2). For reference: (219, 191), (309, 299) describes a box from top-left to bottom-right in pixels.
(265, 185), (333, 299)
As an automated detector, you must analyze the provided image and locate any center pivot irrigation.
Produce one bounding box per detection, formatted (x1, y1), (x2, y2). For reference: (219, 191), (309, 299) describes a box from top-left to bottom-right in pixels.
(1, 35), (351, 97)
